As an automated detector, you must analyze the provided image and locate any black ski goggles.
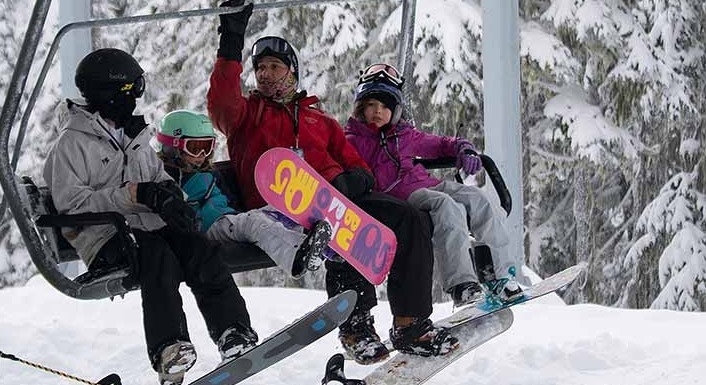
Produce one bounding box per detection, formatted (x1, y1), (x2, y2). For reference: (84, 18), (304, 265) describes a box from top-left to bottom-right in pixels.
(118, 75), (145, 98)
(358, 63), (404, 87)
(252, 36), (295, 63)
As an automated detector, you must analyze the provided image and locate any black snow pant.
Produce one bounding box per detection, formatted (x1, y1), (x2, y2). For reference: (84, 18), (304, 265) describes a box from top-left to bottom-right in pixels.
(325, 192), (434, 320)
(92, 227), (251, 369)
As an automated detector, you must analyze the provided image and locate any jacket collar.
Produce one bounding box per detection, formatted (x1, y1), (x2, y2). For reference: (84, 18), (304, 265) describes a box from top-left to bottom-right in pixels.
(64, 100), (152, 148)
(250, 90), (321, 126)
(345, 117), (412, 138)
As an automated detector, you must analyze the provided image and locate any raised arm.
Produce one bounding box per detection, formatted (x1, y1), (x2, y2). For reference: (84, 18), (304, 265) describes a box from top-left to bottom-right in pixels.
(206, 1), (254, 136)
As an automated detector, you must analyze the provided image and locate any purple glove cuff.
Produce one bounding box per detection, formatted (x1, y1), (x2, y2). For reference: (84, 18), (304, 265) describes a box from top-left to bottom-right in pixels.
(455, 139), (475, 154)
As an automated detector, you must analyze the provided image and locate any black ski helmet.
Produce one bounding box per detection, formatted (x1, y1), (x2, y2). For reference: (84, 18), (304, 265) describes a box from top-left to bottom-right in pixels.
(74, 48), (145, 104)
(251, 36), (299, 80)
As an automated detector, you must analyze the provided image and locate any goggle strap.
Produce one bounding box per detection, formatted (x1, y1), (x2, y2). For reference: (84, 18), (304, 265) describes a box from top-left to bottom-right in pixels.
(156, 131), (183, 148)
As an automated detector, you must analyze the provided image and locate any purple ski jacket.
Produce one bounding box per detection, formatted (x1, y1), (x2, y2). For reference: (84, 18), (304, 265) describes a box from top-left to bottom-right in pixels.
(344, 117), (467, 200)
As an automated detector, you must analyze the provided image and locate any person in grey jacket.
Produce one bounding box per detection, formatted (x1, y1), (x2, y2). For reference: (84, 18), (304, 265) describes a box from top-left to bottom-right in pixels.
(43, 48), (257, 385)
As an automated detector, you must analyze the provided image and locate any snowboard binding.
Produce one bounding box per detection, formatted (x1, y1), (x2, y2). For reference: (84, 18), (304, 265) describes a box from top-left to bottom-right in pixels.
(321, 353), (366, 385)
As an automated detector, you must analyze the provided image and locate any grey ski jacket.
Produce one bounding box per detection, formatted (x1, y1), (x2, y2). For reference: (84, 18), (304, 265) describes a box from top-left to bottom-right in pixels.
(43, 102), (172, 266)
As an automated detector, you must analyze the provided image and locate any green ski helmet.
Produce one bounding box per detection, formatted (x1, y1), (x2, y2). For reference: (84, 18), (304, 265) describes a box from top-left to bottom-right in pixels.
(154, 110), (217, 170)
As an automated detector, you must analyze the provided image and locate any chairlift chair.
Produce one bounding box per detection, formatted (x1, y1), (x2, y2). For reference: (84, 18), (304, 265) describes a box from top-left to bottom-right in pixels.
(1, 0), (511, 302)
(0, 0), (420, 300)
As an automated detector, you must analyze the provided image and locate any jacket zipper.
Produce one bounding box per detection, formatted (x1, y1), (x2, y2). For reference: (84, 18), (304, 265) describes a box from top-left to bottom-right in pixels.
(96, 119), (130, 183)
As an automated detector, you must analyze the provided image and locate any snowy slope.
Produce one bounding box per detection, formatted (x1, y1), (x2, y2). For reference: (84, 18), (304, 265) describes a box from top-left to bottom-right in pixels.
(1, 277), (705, 385)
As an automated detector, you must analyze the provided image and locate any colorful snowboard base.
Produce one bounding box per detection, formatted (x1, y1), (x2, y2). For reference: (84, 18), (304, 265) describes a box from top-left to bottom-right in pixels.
(255, 147), (397, 285)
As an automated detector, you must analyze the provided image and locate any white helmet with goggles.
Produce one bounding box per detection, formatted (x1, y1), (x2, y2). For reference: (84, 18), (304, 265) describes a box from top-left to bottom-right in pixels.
(153, 110), (217, 171)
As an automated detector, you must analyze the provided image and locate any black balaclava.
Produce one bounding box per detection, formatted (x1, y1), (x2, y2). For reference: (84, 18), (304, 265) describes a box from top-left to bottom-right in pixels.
(85, 89), (136, 129)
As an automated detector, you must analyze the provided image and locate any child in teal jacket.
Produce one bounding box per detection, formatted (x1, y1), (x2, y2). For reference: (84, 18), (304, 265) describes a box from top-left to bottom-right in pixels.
(153, 110), (331, 278)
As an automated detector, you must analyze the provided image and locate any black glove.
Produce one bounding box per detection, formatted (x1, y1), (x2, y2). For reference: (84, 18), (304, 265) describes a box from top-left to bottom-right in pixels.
(331, 168), (375, 201)
(136, 181), (198, 232)
(160, 199), (199, 232)
(217, 1), (254, 61)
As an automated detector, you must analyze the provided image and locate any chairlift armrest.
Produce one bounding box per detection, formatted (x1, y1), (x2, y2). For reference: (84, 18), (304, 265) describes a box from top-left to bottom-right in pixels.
(412, 156), (457, 170)
(35, 212), (141, 283)
(35, 212), (137, 252)
(412, 154), (512, 216)
(35, 211), (131, 234)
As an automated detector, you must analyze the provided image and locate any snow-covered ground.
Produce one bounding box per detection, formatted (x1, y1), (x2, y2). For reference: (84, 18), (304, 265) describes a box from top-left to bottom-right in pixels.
(2, 276), (705, 385)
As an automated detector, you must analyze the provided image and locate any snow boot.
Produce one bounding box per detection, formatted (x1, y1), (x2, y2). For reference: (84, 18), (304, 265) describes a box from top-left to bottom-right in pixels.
(217, 323), (259, 363)
(485, 266), (524, 304)
(292, 221), (333, 278)
(338, 311), (389, 365)
(389, 317), (459, 357)
(449, 281), (484, 307)
(156, 341), (197, 385)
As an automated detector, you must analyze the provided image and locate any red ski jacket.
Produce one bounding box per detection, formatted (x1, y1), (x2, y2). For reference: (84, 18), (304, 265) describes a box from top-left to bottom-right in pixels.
(207, 58), (370, 210)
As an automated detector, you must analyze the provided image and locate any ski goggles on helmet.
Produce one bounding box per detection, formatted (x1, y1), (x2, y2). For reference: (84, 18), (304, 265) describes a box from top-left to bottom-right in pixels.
(156, 132), (215, 157)
(251, 36), (299, 78)
(118, 75), (145, 98)
(252, 36), (294, 60)
(358, 63), (404, 88)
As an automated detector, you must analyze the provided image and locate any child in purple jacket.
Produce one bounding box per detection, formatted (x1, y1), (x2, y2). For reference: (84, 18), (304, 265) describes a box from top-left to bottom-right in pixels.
(344, 63), (523, 306)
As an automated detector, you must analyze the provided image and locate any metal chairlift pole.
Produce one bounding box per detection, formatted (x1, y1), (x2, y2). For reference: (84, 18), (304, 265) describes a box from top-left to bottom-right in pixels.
(397, 0), (417, 125)
(482, 0), (525, 279)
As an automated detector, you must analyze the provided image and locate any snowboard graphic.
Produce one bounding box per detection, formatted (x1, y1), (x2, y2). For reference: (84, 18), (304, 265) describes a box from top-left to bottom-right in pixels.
(255, 147), (397, 285)
(363, 308), (514, 385)
(443, 264), (585, 327)
(188, 290), (356, 385)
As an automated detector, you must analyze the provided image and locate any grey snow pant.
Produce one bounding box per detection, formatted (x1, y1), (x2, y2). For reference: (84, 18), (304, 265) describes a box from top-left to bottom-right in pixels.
(407, 180), (515, 291)
(206, 205), (308, 276)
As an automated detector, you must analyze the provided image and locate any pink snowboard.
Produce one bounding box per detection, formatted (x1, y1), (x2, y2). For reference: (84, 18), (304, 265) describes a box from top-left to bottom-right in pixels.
(255, 148), (397, 285)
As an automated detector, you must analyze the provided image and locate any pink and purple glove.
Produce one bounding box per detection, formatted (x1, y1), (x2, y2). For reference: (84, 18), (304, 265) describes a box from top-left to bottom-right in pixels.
(456, 140), (483, 175)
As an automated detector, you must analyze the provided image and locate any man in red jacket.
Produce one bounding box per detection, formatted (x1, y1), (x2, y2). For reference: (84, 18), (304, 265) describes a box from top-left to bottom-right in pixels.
(208, 1), (459, 363)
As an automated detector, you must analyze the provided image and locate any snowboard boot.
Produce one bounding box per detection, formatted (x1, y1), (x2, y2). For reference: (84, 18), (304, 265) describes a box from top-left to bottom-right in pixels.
(338, 311), (390, 365)
(390, 317), (459, 357)
(217, 323), (259, 363)
(292, 221), (333, 278)
(485, 266), (524, 304)
(449, 281), (484, 307)
(156, 341), (197, 385)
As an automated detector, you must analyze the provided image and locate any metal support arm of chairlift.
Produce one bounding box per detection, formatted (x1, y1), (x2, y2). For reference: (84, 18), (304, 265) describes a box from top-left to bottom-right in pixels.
(0, 0), (417, 299)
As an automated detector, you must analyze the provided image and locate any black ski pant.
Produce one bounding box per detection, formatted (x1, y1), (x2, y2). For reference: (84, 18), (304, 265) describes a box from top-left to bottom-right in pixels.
(325, 192), (434, 320)
(92, 227), (251, 368)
